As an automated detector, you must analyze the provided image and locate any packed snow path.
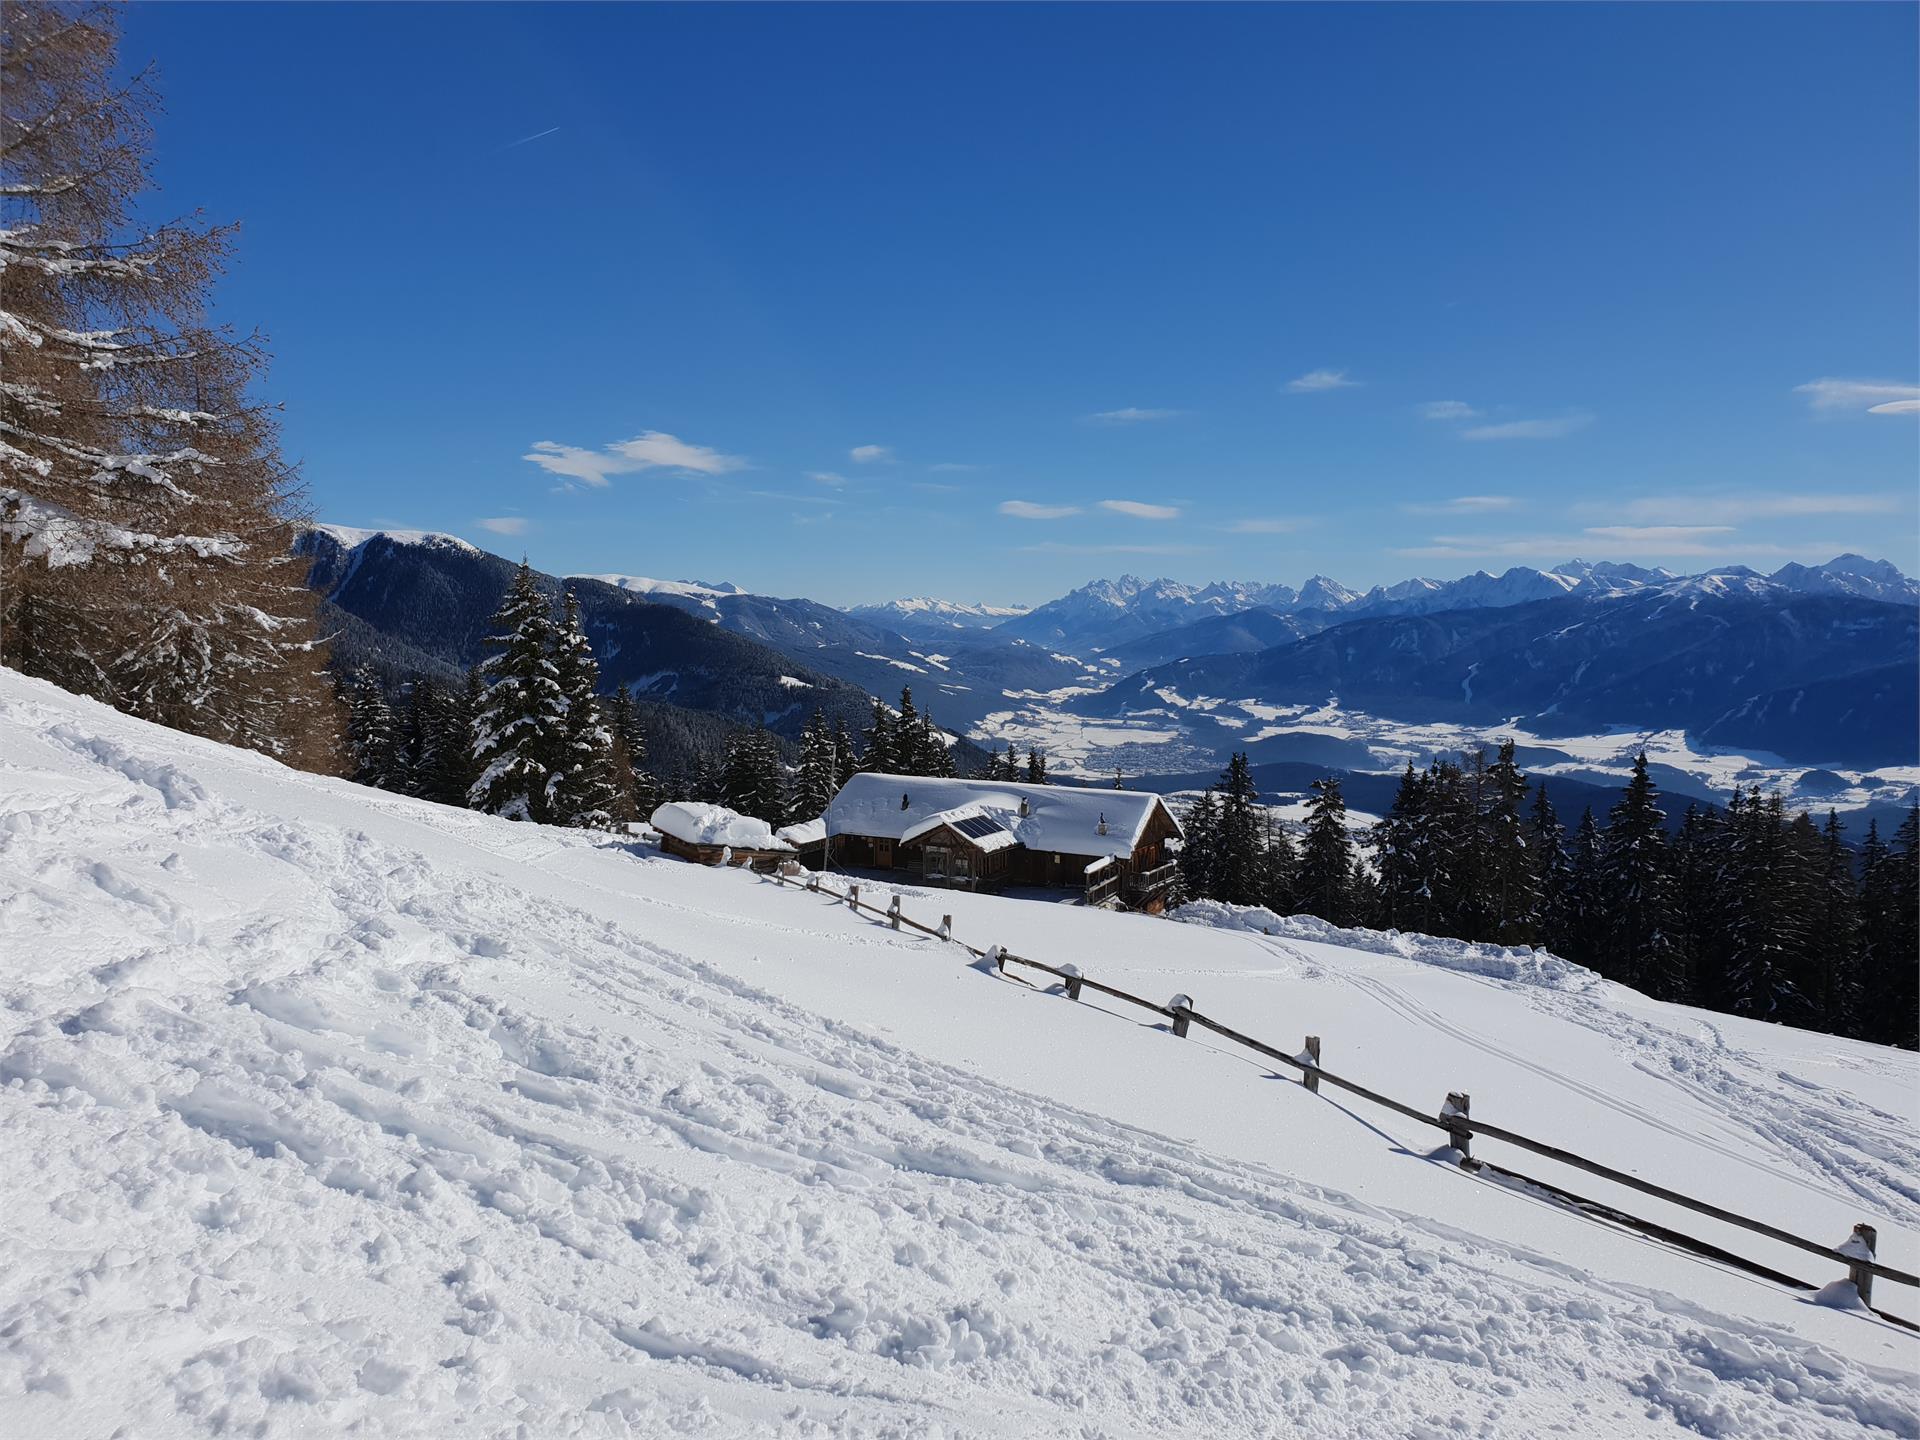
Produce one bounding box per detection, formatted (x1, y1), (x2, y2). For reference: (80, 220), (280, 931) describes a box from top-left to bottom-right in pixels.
(1, 673), (1915, 1438)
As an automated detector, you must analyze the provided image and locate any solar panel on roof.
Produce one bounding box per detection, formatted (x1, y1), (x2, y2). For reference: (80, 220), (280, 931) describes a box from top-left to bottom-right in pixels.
(952, 813), (1007, 840)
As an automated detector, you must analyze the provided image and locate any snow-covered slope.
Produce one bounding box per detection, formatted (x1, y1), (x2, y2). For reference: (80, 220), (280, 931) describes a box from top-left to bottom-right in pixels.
(848, 597), (1033, 638)
(2, 669), (1915, 1438)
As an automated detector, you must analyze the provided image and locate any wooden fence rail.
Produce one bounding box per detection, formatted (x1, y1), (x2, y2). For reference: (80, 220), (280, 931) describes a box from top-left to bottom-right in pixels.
(761, 866), (1917, 1327)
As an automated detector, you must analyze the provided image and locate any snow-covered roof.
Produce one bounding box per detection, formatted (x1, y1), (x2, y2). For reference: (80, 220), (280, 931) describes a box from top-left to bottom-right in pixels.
(825, 774), (1178, 860)
(774, 818), (826, 847)
(650, 802), (793, 852)
(899, 804), (1020, 853)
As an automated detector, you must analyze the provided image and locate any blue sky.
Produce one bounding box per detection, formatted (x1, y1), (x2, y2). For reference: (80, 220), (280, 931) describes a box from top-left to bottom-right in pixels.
(125, 2), (1916, 606)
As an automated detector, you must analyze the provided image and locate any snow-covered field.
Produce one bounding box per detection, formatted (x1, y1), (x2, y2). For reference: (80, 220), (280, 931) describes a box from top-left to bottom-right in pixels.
(974, 690), (1919, 816)
(3, 669), (1916, 1438)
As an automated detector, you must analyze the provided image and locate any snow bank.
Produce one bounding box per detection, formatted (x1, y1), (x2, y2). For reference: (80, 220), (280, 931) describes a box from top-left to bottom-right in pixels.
(649, 800), (792, 851)
(1170, 901), (1603, 993)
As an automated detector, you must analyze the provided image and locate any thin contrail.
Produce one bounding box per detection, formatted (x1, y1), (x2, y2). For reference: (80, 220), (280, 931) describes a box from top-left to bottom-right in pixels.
(505, 126), (561, 149)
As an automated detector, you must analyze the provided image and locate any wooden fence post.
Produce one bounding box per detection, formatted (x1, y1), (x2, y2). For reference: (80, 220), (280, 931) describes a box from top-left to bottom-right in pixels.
(848, 884), (860, 911)
(1060, 963), (1084, 1001)
(887, 895), (901, 930)
(807, 873), (818, 892)
(1169, 994), (1193, 1039)
(1442, 1092), (1472, 1164)
(1302, 1035), (1321, 1094)
(938, 914), (952, 942)
(1846, 1223), (1879, 1307)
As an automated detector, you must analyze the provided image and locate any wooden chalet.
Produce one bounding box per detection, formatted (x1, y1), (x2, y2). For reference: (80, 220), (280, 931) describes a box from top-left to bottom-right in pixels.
(822, 773), (1183, 912)
(650, 802), (797, 871)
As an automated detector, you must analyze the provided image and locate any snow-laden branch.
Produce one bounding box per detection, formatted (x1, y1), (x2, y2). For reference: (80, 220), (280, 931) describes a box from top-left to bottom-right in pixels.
(0, 418), (214, 497)
(0, 487), (241, 568)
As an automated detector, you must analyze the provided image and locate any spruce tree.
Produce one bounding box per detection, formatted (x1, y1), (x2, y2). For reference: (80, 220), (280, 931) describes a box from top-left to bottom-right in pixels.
(1297, 777), (1355, 925)
(723, 729), (784, 824)
(1811, 812), (1862, 1037)
(1598, 754), (1681, 995)
(860, 699), (897, 773)
(345, 670), (404, 791)
(1560, 809), (1605, 968)
(1722, 792), (1810, 1024)
(1482, 740), (1537, 945)
(468, 563), (564, 822)
(549, 589), (619, 829)
(1214, 753), (1262, 906)
(831, 718), (858, 787)
(1372, 763), (1431, 933)
(1259, 811), (1298, 914)
(1026, 748), (1049, 785)
(1527, 783), (1570, 946)
(1858, 816), (1918, 1048)
(1178, 789), (1222, 902)
(789, 711), (840, 821)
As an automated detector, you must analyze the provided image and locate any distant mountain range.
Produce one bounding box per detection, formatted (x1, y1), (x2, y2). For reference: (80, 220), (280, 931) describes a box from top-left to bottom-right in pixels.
(1079, 573), (1919, 767)
(846, 596), (1033, 641)
(305, 529), (1918, 775)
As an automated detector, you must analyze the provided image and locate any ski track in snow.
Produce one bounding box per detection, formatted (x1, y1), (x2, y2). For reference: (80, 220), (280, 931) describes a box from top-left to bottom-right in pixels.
(0, 673), (1916, 1438)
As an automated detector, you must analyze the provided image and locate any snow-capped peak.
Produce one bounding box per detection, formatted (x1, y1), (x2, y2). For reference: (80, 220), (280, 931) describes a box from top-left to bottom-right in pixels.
(575, 574), (748, 601)
(311, 523), (479, 555)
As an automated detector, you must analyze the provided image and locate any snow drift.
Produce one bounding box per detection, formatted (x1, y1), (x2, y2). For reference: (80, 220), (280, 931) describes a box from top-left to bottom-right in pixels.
(1, 669), (1915, 1438)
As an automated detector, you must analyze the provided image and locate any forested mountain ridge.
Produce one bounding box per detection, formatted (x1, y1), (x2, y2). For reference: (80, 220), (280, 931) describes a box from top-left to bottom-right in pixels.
(1085, 584), (1920, 768)
(298, 527), (876, 742)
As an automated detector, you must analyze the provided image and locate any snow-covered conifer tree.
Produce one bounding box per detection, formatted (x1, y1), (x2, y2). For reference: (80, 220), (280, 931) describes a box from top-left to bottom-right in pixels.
(548, 589), (619, 829)
(860, 699), (896, 774)
(345, 670), (404, 791)
(1297, 777), (1354, 926)
(789, 711), (840, 821)
(468, 564), (564, 822)
(1598, 754), (1681, 995)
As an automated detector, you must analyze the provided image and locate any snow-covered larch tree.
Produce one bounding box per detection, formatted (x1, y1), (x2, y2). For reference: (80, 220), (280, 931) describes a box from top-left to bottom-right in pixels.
(0, 3), (336, 769)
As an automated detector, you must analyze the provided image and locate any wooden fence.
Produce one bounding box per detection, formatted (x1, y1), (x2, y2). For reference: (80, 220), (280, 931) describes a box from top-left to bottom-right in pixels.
(760, 865), (1919, 1330)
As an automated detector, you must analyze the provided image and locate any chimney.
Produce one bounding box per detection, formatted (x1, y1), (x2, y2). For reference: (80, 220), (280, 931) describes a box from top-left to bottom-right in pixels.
(1097, 812), (1108, 836)
(901, 792), (911, 811)
(1018, 796), (1030, 818)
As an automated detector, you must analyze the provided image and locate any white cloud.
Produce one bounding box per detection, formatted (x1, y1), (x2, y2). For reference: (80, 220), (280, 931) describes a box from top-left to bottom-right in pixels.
(999, 500), (1083, 520)
(1418, 400), (1481, 421)
(1099, 499), (1181, 520)
(1583, 525), (1735, 543)
(1459, 413), (1593, 441)
(1224, 517), (1303, 534)
(476, 516), (528, 536)
(1610, 492), (1901, 525)
(524, 431), (747, 487)
(1794, 378), (1920, 414)
(1086, 407), (1184, 424)
(1286, 369), (1360, 393)
(1019, 542), (1208, 556)
(807, 471), (849, 487)
(1404, 495), (1517, 515)
(1396, 528), (1857, 561)
(749, 490), (842, 507)
(850, 444), (894, 464)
